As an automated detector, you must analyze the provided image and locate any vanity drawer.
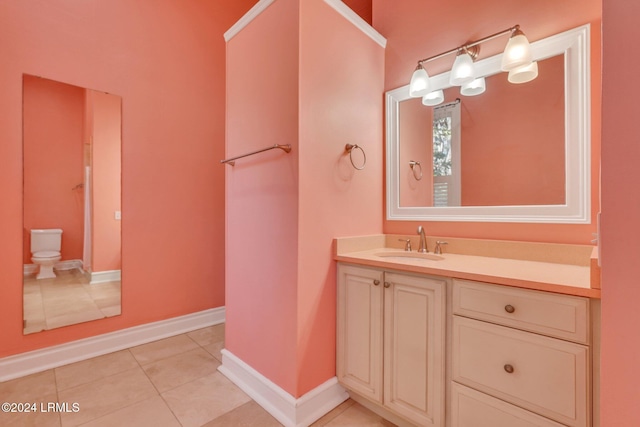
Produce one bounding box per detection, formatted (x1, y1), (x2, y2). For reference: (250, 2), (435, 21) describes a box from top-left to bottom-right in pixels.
(453, 279), (589, 343)
(451, 382), (565, 427)
(452, 316), (589, 427)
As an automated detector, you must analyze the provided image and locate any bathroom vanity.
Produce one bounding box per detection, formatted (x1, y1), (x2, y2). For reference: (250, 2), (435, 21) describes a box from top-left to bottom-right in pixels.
(334, 235), (600, 427)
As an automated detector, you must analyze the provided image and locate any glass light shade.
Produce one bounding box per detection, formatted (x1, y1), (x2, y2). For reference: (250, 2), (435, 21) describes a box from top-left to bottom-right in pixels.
(460, 77), (486, 96)
(501, 30), (533, 71)
(449, 52), (475, 86)
(422, 90), (444, 106)
(508, 61), (538, 84)
(409, 65), (430, 97)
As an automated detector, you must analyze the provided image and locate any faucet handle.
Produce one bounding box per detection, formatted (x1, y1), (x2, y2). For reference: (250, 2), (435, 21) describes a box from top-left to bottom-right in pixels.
(398, 239), (412, 252)
(434, 241), (448, 255)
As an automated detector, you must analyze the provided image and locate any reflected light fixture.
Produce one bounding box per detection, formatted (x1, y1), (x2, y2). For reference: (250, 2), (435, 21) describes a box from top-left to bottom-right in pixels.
(508, 61), (539, 84)
(422, 90), (445, 106)
(460, 77), (486, 96)
(409, 25), (535, 99)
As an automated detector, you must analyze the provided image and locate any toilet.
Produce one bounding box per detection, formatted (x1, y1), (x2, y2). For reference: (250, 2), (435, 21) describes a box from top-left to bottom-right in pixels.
(30, 229), (63, 279)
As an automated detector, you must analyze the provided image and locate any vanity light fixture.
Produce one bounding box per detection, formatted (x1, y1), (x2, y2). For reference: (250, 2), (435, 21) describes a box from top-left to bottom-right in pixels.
(408, 25), (534, 98)
(501, 27), (533, 71)
(409, 63), (430, 97)
(460, 77), (486, 96)
(449, 46), (478, 86)
(508, 61), (539, 84)
(422, 89), (445, 106)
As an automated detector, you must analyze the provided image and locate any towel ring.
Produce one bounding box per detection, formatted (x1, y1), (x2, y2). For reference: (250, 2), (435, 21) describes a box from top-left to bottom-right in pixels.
(409, 160), (423, 181)
(345, 144), (366, 170)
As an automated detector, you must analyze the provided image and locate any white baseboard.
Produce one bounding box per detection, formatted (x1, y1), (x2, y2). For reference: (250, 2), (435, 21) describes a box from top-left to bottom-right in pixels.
(90, 269), (121, 284)
(55, 259), (83, 271)
(24, 260), (84, 276)
(218, 349), (349, 427)
(0, 307), (225, 382)
(23, 264), (38, 276)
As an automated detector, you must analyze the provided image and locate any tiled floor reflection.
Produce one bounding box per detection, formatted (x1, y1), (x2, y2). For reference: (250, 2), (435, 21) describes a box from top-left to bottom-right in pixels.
(0, 324), (396, 427)
(23, 269), (121, 334)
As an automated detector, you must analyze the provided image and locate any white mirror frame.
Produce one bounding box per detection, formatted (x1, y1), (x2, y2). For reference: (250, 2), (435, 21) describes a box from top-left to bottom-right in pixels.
(386, 24), (590, 223)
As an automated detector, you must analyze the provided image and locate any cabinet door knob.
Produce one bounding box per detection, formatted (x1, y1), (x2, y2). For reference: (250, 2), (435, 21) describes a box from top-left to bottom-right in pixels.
(504, 364), (515, 374)
(373, 279), (380, 286)
(384, 282), (391, 288)
(504, 304), (515, 314)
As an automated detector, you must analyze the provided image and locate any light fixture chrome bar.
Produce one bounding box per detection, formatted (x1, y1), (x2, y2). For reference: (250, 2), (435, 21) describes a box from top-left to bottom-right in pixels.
(416, 25), (519, 66)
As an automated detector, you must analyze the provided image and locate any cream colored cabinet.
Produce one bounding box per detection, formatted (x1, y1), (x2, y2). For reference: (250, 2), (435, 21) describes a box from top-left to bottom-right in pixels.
(336, 264), (384, 402)
(450, 382), (566, 427)
(337, 264), (446, 427)
(451, 279), (592, 427)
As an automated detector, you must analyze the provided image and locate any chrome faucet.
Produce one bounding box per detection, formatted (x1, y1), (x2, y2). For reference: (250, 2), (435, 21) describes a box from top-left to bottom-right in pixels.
(417, 226), (428, 253)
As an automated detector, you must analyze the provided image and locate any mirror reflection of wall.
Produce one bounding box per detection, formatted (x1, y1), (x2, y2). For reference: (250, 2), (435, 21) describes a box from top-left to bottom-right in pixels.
(22, 75), (122, 335)
(399, 54), (565, 207)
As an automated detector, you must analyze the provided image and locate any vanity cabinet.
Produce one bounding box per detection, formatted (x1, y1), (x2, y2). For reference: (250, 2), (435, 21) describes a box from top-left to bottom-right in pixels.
(337, 264), (446, 426)
(451, 279), (591, 427)
(336, 262), (596, 427)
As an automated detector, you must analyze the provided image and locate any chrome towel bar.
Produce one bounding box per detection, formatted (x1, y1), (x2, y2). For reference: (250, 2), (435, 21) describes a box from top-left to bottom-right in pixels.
(221, 144), (292, 166)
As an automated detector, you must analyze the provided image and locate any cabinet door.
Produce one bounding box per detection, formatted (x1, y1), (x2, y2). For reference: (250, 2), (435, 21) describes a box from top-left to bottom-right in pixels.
(337, 264), (384, 403)
(383, 272), (446, 426)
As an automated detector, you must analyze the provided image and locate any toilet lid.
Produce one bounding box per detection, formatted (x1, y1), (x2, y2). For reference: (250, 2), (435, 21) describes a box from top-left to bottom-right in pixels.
(33, 251), (60, 258)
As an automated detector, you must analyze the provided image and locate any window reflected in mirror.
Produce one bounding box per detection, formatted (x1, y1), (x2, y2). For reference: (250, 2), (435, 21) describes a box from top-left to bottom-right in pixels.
(22, 75), (122, 334)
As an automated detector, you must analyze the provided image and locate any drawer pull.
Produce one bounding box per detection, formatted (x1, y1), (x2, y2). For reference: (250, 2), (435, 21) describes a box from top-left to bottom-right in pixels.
(384, 282), (391, 288)
(504, 304), (515, 314)
(373, 279), (380, 286)
(504, 364), (515, 374)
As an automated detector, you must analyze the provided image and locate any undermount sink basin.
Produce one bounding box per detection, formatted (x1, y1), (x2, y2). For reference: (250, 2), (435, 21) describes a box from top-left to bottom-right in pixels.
(375, 251), (444, 262)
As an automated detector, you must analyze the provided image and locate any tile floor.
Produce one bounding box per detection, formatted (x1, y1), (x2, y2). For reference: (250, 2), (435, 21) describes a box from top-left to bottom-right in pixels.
(0, 324), (396, 427)
(23, 269), (121, 335)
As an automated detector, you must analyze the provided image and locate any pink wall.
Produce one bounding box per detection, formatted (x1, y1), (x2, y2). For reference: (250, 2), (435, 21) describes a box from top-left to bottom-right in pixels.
(461, 55), (565, 206)
(226, 0), (384, 397)
(91, 91), (122, 272)
(0, 0), (256, 358)
(374, 0), (602, 244)
(398, 97), (432, 207)
(23, 75), (85, 263)
(225, 0), (300, 395)
(298, 0), (384, 396)
(600, 0), (640, 423)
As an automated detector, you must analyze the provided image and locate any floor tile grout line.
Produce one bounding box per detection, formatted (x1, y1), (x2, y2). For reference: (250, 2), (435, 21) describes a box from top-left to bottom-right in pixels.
(52, 368), (63, 426)
(130, 335), (208, 367)
(131, 336), (220, 395)
(157, 387), (189, 427)
(58, 363), (161, 427)
(3, 327), (226, 427)
(144, 334), (232, 427)
(51, 348), (168, 426)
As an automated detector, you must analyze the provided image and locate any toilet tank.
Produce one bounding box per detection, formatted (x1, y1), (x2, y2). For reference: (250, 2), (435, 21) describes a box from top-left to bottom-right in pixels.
(30, 229), (63, 253)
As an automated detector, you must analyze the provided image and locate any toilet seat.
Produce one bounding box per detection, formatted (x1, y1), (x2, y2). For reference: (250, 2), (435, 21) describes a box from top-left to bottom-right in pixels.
(32, 251), (61, 260)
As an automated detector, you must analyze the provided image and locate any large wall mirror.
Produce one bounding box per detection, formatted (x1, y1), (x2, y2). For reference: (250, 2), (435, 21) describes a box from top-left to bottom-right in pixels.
(22, 75), (122, 334)
(386, 25), (591, 223)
